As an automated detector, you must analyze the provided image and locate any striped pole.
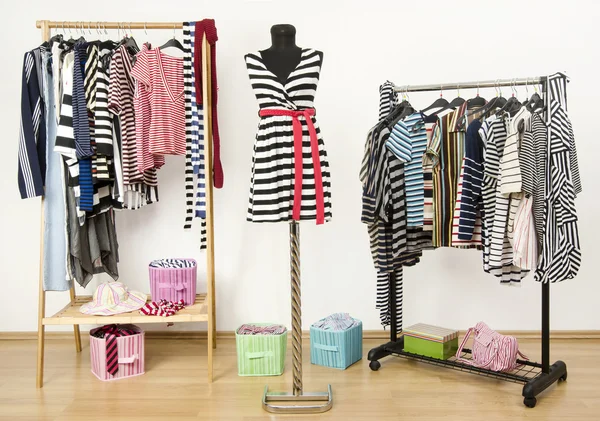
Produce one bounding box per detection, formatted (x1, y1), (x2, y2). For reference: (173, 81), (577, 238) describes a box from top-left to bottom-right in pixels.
(290, 221), (302, 396)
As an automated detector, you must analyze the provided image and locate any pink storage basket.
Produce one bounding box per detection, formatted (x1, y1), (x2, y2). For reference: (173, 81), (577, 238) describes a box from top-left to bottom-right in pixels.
(90, 324), (145, 381)
(148, 258), (197, 305)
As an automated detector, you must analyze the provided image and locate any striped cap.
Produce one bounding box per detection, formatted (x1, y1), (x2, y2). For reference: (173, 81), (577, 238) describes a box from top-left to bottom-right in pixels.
(80, 282), (147, 316)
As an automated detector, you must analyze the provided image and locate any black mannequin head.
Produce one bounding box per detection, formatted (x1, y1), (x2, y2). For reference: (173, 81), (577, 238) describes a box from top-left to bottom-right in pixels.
(270, 24), (297, 50)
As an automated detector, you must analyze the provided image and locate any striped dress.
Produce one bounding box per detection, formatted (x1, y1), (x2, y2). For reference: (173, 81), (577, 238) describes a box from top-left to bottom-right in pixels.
(534, 73), (582, 283)
(244, 49), (332, 222)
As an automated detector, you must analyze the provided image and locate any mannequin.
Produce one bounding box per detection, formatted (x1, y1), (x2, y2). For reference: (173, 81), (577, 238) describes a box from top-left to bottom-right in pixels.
(246, 25), (333, 413)
(260, 24), (324, 84)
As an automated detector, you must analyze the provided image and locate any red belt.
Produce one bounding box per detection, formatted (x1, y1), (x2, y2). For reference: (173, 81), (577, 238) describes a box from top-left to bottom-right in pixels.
(259, 108), (325, 225)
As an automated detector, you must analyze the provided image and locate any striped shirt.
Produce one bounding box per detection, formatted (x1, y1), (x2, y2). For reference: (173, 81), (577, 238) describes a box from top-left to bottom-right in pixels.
(479, 116), (528, 283)
(108, 45), (159, 208)
(457, 119), (484, 243)
(130, 47), (187, 156)
(422, 121), (436, 231)
(387, 112), (427, 226)
(431, 109), (465, 247)
(18, 48), (47, 199)
(132, 44), (166, 174)
(450, 104), (482, 249)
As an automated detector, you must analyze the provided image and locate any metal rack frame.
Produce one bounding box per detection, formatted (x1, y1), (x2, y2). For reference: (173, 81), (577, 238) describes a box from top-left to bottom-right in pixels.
(34, 20), (217, 387)
(367, 74), (569, 409)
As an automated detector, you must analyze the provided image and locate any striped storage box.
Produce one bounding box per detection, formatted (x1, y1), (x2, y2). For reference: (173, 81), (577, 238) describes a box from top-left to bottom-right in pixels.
(235, 324), (287, 376)
(89, 324), (145, 381)
(310, 318), (362, 369)
(148, 258), (197, 305)
(403, 323), (459, 360)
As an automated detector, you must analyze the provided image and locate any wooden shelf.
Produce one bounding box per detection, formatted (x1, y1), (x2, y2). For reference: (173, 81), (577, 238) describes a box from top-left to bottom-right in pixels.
(42, 294), (208, 325)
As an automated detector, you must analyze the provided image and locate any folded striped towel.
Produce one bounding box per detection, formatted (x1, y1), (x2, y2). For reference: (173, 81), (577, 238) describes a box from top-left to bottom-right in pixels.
(312, 313), (359, 331)
(237, 324), (286, 335)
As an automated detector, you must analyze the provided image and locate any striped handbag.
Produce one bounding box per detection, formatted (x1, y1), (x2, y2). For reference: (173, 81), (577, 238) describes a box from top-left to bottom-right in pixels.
(455, 322), (528, 372)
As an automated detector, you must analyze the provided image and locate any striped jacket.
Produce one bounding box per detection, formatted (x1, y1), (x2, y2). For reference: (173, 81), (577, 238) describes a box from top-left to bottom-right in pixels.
(18, 48), (47, 199)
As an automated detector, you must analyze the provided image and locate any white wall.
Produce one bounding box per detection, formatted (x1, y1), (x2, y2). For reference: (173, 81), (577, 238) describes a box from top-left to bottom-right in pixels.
(1, 0), (598, 333)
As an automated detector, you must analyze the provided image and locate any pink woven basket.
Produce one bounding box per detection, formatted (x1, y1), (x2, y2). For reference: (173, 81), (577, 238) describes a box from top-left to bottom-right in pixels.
(148, 258), (197, 305)
(90, 325), (145, 381)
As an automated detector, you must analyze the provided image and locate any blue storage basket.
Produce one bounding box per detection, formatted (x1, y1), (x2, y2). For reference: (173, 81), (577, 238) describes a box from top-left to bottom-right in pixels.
(310, 319), (362, 369)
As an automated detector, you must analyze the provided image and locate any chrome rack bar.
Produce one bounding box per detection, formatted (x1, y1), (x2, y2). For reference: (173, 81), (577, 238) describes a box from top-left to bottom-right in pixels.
(393, 76), (549, 92)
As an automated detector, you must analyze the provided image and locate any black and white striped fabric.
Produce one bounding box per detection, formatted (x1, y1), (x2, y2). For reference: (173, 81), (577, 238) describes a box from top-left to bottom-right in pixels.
(534, 73), (581, 283)
(244, 48), (332, 222)
(479, 116), (528, 284)
(183, 22), (207, 249)
(17, 48), (46, 199)
(359, 84), (422, 331)
(149, 258), (197, 269)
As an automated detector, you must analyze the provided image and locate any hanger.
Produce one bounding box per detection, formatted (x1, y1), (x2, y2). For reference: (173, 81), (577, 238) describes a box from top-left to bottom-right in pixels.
(428, 84), (465, 116)
(468, 80), (506, 120)
(496, 79), (521, 117)
(421, 84), (450, 114)
(526, 79), (544, 113)
(522, 78), (530, 108)
(467, 82), (486, 109)
(159, 24), (185, 52)
(382, 86), (413, 127)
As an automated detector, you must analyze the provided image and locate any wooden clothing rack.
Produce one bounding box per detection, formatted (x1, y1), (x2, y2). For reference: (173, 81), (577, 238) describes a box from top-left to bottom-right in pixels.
(367, 74), (569, 408)
(34, 20), (217, 387)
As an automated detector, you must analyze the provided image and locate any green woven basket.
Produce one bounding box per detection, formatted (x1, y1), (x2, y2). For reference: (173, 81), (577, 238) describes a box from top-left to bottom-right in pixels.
(235, 324), (287, 376)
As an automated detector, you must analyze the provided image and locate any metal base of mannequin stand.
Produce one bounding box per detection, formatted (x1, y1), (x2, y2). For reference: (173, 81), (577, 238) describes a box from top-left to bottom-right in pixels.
(261, 222), (333, 414)
(262, 385), (333, 414)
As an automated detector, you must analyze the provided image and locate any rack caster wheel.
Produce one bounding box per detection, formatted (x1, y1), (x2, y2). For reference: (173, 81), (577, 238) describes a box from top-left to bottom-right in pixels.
(369, 360), (381, 371)
(560, 372), (567, 382)
(523, 397), (537, 408)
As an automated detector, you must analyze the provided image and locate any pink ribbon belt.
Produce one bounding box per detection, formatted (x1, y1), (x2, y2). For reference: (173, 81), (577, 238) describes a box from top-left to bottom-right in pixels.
(259, 108), (325, 225)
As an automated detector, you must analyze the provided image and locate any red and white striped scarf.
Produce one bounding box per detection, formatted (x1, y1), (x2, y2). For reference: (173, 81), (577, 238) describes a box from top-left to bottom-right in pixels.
(140, 299), (185, 317)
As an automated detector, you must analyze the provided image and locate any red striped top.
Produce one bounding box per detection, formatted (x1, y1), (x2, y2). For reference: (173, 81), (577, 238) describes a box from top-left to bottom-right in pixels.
(131, 48), (186, 157)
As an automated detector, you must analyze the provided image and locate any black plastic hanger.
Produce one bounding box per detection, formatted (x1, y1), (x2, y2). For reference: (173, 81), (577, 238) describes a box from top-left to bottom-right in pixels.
(159, 24), (185, 52)
(496, 81), (522, 116)
(467, 84), (486, 109)
(159, 37), (184, 52)
(430, 90), (465, 116)
(421, 94), (450, 114)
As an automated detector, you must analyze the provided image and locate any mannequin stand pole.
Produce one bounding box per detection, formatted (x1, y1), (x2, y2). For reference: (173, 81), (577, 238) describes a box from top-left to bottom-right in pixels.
(262, 221), (333, 414)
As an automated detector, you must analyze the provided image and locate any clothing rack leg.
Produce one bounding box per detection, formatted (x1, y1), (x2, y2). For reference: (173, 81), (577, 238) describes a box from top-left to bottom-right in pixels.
(36, 20), (50, 390)
(261, 221), (332, 413)
(202, 34), (216, 382)
(389, 270), (398, 342)
(541, 281), (550, 374)
(69, 287), (82, 352)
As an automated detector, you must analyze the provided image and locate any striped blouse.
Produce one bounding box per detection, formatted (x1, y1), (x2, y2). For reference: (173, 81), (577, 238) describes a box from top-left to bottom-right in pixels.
(130, 48), (187, 157)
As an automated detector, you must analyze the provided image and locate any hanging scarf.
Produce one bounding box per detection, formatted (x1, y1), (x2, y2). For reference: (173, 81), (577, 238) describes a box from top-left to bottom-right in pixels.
(194, 19), (223, 189)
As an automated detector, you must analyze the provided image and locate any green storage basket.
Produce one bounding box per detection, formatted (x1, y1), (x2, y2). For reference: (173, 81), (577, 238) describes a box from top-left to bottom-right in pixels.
(235, 324), (287, 376)
(310, 319), (362, 369)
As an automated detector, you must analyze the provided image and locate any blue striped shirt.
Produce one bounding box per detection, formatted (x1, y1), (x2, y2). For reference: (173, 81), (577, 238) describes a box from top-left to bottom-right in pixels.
(386, 112), (427, 226)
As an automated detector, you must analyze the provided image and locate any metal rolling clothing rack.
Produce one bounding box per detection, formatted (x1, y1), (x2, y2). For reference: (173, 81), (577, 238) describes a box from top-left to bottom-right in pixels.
(34, 20), (217, 387)
(367, 74), (569, 408)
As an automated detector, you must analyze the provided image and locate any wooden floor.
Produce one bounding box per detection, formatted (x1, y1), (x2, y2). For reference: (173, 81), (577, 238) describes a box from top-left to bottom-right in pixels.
(0, 337), (599, 420)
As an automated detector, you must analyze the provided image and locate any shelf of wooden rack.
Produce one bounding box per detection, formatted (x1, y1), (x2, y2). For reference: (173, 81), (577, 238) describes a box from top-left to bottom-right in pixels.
(42, 294), (208, 325)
